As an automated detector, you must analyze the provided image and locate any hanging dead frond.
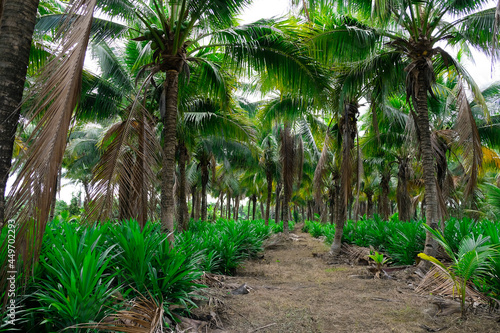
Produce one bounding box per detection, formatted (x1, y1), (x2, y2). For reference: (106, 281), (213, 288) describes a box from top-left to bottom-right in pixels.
(454, 80), (482, 199)
(86, 107), (161, 224)
(313, 134), (330, 204)
(3, 0), (97, 286)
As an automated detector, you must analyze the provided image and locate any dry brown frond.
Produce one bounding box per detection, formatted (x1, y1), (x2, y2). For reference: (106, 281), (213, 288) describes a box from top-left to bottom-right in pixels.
(415, 267), (487, 304)
(313, 134), (330, 203)
(76, 293), (165, 333)
(454, 80), (482, 199)
(2, 0), (97, 287)
(86, 100), (161, 225)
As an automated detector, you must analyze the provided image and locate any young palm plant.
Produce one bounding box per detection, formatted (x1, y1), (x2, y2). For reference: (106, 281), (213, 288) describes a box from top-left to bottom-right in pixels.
(418, 224), (499, 317)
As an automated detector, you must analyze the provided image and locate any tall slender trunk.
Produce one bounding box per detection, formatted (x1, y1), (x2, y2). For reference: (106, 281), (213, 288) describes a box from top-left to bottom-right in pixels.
(0, 0), (40, 224)
(259, 200), (264, 219)
(331, 103), (357, 255)
(281, 123), (294, 233)
(329, 191), (334, 225)
(366, 192), (374, 218)
(274, 182), (281, 224)
(201, 162), (209, 221)
(265, 170), (272, 225)
(234, 196), (239, 221)
(194, 190), (201, 221)
(252, 195), (257, 221)
(178, 141), (188, 230)
(226, 192), (231, 220)
(161, 70), (179, 242)
(397, 157), (411, 222)
(190, 186), (196, 220)
(380, 169), (390, 221)
(212, 195), (219, 222)
(247, 198), (251, 219)
(219, 192), (224, 219)
(354, 131), (361, 222)
(415, 72), (439, 259)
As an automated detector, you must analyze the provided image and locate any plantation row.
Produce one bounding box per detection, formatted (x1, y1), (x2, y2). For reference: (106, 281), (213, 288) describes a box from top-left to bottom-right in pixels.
(303, 216), (500, 301)
(0, 219), (293, 332)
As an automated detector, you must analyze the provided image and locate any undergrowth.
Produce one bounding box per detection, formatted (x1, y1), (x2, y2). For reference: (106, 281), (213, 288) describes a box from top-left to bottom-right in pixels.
(302, 215), (500, 300)
(1, 217), (282, 332)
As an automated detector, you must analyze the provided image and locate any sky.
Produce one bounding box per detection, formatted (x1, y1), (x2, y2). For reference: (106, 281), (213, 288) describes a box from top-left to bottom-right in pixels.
(53, 0), (499, 202)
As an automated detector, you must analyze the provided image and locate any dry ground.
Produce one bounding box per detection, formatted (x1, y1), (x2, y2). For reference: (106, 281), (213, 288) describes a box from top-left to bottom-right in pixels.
(200, 225), (500, 333)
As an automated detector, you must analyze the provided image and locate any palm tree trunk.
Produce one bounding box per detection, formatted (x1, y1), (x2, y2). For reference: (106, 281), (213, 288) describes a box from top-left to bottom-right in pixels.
(201, 163), (209, 221)
(195, 191), (201, 221)
(234, 196), (239, 221)
(265, 170), (272, 225)
(161, 70), (179, 241)
(259, 200), (264, 219)
(0, 0), (40, 224)
(397, 157), (411, 222)
(178, 141), (188, 230)
(212, 195), (219, 222)
(366, 192), (374, 218)
(252, 195), (257, 220)
(331, 103), (357, 255)
(226, 192), (231, 220)
(415, 73), (439, 259)
(380, 169), (390, 221)
(219, 192), (224, 219)
(274, 182), (281, 223)
(190, 186), (196, 219)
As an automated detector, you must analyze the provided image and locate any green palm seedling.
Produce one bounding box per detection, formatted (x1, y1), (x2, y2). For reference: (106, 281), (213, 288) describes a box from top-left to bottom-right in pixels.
(368, 250), (390, 278)
(35, 223), (119, 330)
(418, 224), (499, 317)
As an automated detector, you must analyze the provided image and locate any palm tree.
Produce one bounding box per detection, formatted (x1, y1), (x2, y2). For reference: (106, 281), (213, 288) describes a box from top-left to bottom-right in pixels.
(302, 0), (496, 258)
(63, 123), (104, 208)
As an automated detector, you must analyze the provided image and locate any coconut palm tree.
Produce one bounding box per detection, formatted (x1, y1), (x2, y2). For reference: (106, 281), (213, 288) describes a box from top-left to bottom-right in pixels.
(300, 0), (497, 258)
(304, 0), (498, 255)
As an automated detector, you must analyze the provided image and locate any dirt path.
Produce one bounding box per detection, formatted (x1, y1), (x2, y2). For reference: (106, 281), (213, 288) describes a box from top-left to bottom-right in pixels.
(206, 226), (500, 333)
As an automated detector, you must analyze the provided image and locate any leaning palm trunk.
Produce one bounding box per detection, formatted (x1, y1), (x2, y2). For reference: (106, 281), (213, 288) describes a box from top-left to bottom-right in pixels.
(0, 0), (40, 225)
(161, 70), (179, 242)
(331, 103), (357, 255)
(414, 67), (439, 259)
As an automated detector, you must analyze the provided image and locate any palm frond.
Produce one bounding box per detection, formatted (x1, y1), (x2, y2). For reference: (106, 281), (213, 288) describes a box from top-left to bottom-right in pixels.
(454, 80), (483, 199)
(5, 0), (97, 281)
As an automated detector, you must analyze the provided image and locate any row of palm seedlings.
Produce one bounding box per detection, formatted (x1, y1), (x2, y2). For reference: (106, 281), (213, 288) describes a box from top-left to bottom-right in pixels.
(303, 216), (500, 301)
(0, 218), (273, 332)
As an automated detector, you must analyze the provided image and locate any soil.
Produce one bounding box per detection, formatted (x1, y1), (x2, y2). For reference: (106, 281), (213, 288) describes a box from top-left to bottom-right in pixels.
(195, 225), (500, 333)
